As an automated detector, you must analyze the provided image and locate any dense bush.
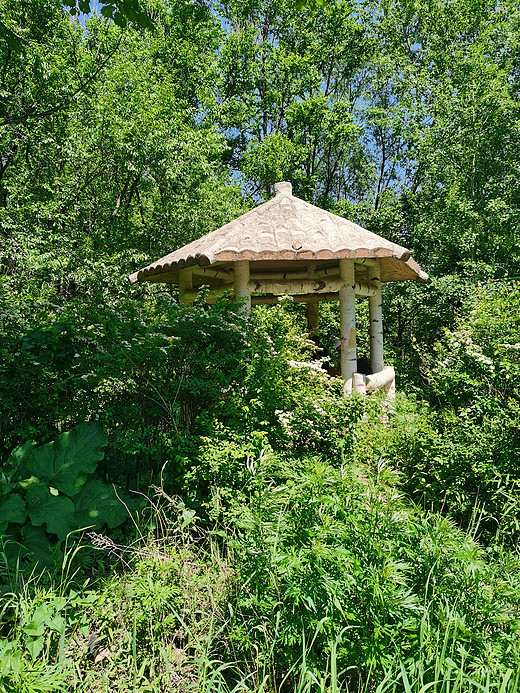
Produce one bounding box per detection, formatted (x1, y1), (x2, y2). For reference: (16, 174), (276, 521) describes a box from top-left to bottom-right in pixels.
(3, 448), (520, 692)
(223, 454), (520, 686)
(354, 282), (520, 545)
(0, 293), (252, 485)
(2, 285), (520, 689)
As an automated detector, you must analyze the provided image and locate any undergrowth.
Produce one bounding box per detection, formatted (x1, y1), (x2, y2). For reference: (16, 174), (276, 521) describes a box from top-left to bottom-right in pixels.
(2, 448), (520, 692)
(2, 288), (520, 691)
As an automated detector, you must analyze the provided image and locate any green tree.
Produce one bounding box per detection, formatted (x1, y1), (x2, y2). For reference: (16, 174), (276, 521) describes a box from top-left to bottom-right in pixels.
(0, 0), (152, 51)
(358, 0), (520, 275)
(0, 0), (242, 304)
(218, 0), (374, 202)
(0, 0), (245, 466)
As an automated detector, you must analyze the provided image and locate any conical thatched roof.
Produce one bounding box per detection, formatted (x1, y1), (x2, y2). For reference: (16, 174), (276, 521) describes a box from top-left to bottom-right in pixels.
(129, 182), (427, 284)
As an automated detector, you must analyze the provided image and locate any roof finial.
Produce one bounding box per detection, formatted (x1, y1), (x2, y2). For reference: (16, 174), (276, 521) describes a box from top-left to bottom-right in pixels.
(274, 181), (292, 196)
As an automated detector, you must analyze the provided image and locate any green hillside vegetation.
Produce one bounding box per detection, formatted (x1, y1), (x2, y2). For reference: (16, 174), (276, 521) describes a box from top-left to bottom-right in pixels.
(1, 0), (520, 690)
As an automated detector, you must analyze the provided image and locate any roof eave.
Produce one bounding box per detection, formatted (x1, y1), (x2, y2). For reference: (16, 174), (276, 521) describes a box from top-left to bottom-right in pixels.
(129, 249), (428, 285)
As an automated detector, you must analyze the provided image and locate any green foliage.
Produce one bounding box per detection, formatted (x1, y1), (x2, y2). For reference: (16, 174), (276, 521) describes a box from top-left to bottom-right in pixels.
(2, 0), (520, 688)
(381, 274), (474, 392)
(173, 301), (370, 479)
(0, 422), (133, 569)
(64, 0), (153, 29)
(0, 0), (153, 53)
(0, 578), (99, 692)
(25, 484), (76, 540)
(1, 451), (520, 691)
(424, 282), (520, 543)
(429, 282), (520, 409)
(216, 0), (520, 279)
(0, 293), (253, 487)
(181, 429), (270, 524)
(354, 283), (520, 544)
(219, 0), (372, 201)
(0, 0), (242, 318)
(22, 421), (107, 496)
(223, 453), (520, 683)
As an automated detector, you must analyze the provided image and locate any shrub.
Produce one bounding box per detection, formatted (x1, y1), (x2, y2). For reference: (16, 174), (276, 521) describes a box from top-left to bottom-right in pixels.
(0, 292), (251, 487)
(224, 454), (520, 687)
(0, 422), (135, 572)
(352, 283), (520, 545)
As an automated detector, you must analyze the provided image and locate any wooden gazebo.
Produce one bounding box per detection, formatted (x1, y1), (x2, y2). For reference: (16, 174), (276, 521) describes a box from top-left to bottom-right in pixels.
(129, 182), (427, 395)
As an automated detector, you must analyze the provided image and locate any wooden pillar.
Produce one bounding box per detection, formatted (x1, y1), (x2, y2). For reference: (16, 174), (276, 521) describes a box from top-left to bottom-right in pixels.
(306, 263), (318, 334)
(306, 299), (319, 334)
(352, 372), (366, 394)
(339, 259), (357, 393)
(178, 268), (193, 306)
(234, 260), (251, 314)
(369, 259), (383, 374)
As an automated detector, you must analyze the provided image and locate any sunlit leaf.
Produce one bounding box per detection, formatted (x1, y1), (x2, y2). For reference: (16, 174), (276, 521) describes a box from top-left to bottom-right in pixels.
(26, 422), (108, 497)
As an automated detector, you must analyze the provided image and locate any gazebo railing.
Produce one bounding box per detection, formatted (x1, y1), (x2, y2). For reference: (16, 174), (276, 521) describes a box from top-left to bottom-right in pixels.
(351, 366), (395, 399)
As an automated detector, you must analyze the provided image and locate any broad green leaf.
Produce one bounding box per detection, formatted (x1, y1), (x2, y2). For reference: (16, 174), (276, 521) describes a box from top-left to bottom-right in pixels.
(26, 604), (66, 635)
(113, 12), (127, 27)
(26, 422), (108, 497)
(21, 525), (57, 568)
(0, 19), (23, 51)
(0, 494), (26, 533)
(124, 7), (139, 22)
(74, 479), (130, 530)
(25, 636), (44, 661)
(23, 620), (45, 637)
(26, 484), (75, 539)
(5, 440), (36, 482)
(136, 12), (153, 29)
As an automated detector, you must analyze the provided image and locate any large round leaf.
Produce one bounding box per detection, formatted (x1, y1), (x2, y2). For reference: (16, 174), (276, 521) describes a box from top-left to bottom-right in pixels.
(26, 422), (108, 497)
(21, 525), (57, 568)
(5, 440), (36, 483)
(26, 484), (76, 540)
(0, 494), (27, 533)
(74, 479), (130, 530)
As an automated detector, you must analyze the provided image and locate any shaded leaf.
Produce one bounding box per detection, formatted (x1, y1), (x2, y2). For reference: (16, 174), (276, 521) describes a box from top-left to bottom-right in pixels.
(113, 12), (127, 27)
(0, 494), (26, 533)
(74, 479), (130, 529)
(0, 19), (23, 51)
(26, 484), (75, 539)
(6, 440), (36, 482)
(21, 525), (57, 568)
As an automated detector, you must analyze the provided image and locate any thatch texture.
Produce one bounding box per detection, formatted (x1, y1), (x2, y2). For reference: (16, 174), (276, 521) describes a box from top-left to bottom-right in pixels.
(129, 182), (427, 284)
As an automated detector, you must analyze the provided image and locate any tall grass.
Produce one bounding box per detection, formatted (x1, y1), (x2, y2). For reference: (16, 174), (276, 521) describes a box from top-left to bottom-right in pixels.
(2, 451), (520, 692)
